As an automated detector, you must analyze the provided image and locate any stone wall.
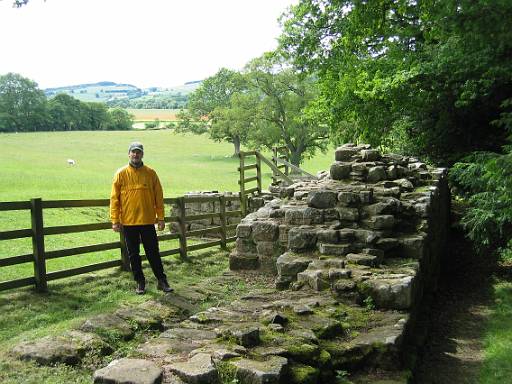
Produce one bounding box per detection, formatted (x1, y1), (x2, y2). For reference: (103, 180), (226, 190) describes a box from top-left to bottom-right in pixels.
(230, 143), (450, 312)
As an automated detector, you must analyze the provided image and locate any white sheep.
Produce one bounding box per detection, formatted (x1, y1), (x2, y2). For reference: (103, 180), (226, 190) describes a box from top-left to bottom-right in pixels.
(67, 159), (76, 166)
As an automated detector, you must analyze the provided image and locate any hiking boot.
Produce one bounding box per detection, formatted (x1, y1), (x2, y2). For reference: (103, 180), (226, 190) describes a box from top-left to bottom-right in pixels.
(135, 280), (146, 295)
(157, 279), (174, 293)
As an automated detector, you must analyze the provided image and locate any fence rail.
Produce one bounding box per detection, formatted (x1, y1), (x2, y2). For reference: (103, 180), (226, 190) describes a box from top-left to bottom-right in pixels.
(0, 195), (241, 293)
(238, 148), (292, 215)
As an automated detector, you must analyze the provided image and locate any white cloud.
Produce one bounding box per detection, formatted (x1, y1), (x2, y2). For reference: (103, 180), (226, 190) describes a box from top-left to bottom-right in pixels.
(0, 0), (296, 88)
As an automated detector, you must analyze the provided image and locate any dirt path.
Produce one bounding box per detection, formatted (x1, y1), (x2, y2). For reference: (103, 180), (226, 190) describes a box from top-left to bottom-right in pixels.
(413, 224), (495, 383)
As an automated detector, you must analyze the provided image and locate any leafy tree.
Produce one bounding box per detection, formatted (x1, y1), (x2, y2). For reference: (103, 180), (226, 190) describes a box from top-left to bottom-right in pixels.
(177, 68), (249, 156)
(450, 145), (512, 259)
(0, 72), (48, 132)
(105, 108), (133, 130)
(48, 93), (82, 131)
(80, 102), (109, 131)
(243, 53), (329, 166)
(279, 0), (512, 165)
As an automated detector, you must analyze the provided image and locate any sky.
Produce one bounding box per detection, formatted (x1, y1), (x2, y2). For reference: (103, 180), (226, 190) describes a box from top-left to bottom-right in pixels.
(0, 0), (297, 89)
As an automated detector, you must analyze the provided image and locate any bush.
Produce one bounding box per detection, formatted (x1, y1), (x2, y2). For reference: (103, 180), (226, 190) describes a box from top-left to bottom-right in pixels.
(450, 146), (512, 258)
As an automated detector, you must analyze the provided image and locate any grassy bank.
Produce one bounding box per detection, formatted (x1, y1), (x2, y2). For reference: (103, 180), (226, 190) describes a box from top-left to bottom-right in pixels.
(480, 268), (512, 383)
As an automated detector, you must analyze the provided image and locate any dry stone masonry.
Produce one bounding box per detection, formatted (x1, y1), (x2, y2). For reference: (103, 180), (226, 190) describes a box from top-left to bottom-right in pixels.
(230, 143), (449, 313)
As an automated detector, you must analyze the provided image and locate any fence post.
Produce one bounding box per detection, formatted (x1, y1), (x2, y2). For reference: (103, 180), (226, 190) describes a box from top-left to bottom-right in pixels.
(239, 152), (247, 217)
(119, 231), (130, 271)
(256, 152), (262, 195)
(30, 198), (47, 292)
(177, 197), (188, 260)
(272, 146), (278, 184)
(219, 195), (227, 250)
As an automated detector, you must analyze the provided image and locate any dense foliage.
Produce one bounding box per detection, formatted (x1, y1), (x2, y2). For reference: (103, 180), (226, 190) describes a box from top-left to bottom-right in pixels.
(0, 73), (133, 132)
(450, 145), (512, 259)
(279, 0), (512, 165)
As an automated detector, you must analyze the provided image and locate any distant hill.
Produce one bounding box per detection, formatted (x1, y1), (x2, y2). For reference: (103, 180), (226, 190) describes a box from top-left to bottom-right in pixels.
(44, 81), (201, 105)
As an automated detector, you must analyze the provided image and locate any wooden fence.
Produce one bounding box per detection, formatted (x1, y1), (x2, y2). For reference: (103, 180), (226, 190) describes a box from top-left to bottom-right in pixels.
(238, 149), (293, 216)
(0, 195), (241, 293)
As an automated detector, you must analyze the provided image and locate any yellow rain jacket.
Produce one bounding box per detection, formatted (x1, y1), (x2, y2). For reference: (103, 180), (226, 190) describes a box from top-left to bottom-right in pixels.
(110, 164), (164, 226)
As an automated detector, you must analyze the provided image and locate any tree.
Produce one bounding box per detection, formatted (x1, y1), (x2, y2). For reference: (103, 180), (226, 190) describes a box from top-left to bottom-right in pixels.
(80, 102), (109, 131)
(0, 72), (48, 132)
(177, 68), (249, 156)
(243, 53), (329, 166)
(279, 0), (512, 164)
(105, 108), (133, 130)
(48, 93), (82, 131)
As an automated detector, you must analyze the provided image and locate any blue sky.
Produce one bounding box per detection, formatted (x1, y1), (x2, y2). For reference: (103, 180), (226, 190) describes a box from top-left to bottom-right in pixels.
(0, 0), (296, 88)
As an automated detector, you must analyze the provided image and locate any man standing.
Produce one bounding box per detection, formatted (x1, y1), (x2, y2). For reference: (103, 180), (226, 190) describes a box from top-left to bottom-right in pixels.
(110, 142), (173, 294)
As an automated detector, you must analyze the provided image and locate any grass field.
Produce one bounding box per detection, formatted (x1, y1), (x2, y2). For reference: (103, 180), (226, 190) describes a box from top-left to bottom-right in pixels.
(0, 130), (333, 281)
(127, 108), (180, 122)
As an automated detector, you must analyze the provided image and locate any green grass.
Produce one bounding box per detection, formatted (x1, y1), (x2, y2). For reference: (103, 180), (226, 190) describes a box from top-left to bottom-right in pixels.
(0, 130), (333, 280)
(480, 276), (512, 383)
(0, 130), (333, 201)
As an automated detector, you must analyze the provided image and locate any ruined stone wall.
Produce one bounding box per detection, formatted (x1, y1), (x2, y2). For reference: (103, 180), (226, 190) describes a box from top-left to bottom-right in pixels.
(230, 143), (450, 312)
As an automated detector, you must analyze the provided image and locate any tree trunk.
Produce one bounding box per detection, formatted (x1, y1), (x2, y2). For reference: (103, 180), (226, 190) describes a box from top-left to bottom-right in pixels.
(232, 136), (241, 157)
(290, 149), (302, 167)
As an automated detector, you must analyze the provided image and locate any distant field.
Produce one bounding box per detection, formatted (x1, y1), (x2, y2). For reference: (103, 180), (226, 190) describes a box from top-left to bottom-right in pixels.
(127, 108), (180, 122)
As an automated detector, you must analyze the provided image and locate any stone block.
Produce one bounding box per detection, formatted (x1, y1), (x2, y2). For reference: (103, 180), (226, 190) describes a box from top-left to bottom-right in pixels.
(233, 356), (289, 384)
(297, 269), (330, 291)
(236, 223), (252, 238)
(338, 228), (356, 242)
(318, 243), (352, 256)
(307, 190), (338, 208)
(169, 353), (218, 384)
(362, 274), (416, 310)
(256, 241), (281, 257)
(285, 207), (323, 225)
(317, 229), (339, 243)
(359, 189), (374, 203)
(236, 238), (257, 253)
(367, 166), (387, 183)
(330, 162), (352, 180)
(335, 147), (359, 161)
(376, 237), (399, 251)
(338, 191), (360, 206)
(346, 253), (381, 267)
(288, 227), (317, 251)
(361, 149), (381, 161)
(251, 221), (279, 242)
(94, 358), (163, 384)
(353, 229), (380, 244)
(336, 207), (359, 222)
(362, 215), (395, 230)
(328, 268), (352, 281)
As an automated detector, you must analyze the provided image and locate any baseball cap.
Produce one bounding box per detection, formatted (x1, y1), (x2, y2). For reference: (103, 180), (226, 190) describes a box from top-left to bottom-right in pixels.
(128, 142), (144, 152)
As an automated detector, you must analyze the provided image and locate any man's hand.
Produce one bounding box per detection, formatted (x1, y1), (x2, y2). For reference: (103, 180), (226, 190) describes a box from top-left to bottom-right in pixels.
(157, 220), (165, 231)
(112, 223), (121, 232)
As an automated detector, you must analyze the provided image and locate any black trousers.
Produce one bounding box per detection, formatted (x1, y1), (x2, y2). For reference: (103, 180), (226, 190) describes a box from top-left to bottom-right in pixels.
(122, 224), (167, 283)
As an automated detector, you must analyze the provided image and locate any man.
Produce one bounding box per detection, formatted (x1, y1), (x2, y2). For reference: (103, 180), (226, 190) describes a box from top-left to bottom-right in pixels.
(110, 141), (173, 294)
